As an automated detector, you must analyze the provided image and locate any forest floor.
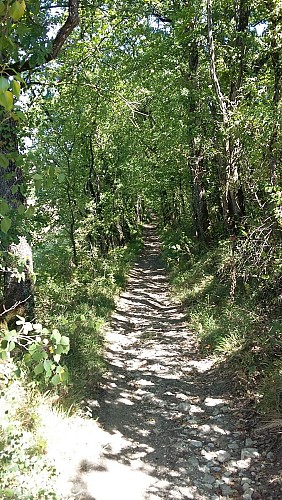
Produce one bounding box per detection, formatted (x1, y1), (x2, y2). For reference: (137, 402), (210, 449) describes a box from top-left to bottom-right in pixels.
(43, 224), (281, 499)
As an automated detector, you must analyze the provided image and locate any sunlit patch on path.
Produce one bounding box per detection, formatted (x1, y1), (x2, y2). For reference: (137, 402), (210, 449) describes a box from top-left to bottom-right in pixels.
(46, 224), (264, 499)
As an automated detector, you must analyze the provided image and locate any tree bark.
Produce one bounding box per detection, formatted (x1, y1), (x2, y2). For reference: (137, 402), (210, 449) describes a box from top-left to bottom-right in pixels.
(207, 0), (247, 234)
(183, 31), (210, 240)
(0, 115), (34, 324)
(0, 1), (80, 326)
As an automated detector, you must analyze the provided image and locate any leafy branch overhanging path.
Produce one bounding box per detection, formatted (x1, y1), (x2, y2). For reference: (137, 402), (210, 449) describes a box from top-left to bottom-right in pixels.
(52, 224), (266, 499)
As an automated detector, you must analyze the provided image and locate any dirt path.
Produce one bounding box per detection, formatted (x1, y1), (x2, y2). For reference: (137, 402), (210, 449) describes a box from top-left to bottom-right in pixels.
(47, 224), (274, 499)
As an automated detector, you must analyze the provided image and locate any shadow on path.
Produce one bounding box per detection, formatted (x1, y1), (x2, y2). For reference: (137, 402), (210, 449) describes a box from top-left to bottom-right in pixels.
(70, 224), (263, 500)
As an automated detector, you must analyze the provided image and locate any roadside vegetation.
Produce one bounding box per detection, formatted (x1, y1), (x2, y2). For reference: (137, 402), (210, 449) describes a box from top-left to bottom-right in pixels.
(161, 224), (282, 422)
(0, 0), (281, 496)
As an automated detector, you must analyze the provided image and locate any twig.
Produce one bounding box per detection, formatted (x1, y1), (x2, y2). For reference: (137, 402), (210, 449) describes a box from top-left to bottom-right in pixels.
(0, 296), (31, 318)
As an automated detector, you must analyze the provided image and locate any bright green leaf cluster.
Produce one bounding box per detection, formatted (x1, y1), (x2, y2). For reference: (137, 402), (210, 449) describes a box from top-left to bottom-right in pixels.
(0, 75), (21, 111)
(0, 318), (70, 386)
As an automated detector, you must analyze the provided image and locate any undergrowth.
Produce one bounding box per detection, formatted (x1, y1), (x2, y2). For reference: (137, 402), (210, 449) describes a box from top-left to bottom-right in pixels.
(34, 228), (143, 400)
(161, 226), (282, 420)
(0, 227), (142, 498)
(0, 361), (57, 499)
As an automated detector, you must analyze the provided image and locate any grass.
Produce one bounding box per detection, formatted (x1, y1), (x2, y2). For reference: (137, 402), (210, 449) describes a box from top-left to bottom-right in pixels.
(160, 226), (282, 420)
(0, 363), (57, 499)
(0, 225), (143, 497)
(34, 229), (143, 400)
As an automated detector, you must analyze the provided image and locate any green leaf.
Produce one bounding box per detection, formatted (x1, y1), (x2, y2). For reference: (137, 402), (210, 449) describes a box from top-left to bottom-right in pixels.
(2, 489), (15, 498)
(51, 374), (61, 385)
(17, 203), (25, 215)
(3, 331), (15, 341)
(1, 216), (11, 233)
(60, 336), (70, 346)
(14, 73), (25, 83)
(23, 353), (31, 364)
(13, 368), (21, 378)
(54, 344), (64, 355)
(0, 77), (9, 93)
(0, 199), (9, 215)
(13, 110), (26, 121)
(0, 91), (13, 111)
(1, 339), (8, 349)
(53, 353), (61, 363)
(25, 206), (34, 218)
(12, 79), (20, 98)
(31, 349), (45, 361)
(51, 329), (61, 343)
(7, 341), (15, 352)
(43, 359), (52, 372)
(34, 362), (44, 375)
(0, 154), (9, 168)
(32, 173), (42, 180)
(0, 2), (6, 16)
(10, 0), (26, 21)
(59, 368), (68, 383)
(58, 173), (65, 183)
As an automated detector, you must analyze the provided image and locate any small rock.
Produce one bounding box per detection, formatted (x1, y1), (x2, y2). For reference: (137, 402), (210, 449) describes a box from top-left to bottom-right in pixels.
(179, 402), (191, 411)
(187, 457), (199, 468)
(236, 459), (252, 469)
(228, 442), (239, 450)
(243, 482), (252, 492)
(241, 477), (252, 483)
(176, 393), (189, 401)
(203, 483), (214, 490)
(207, 442), (215, 448)
(213, 413), (224, 419)
(221, 485), (236, 496)
(221, 405), (229, 413)
(200, 424), (211, 433)
(199, 464), (210, 473)
(266, 451), (274, 460)
(188, 439), (203, 448)
(245, 438), (254, 447)
(178, 486), (195, 498)
(216, 450), (231, 463)
(211, 466), (221, 472)
(204, 397), (225, 407)
(243, 489), (254, 499)
(241, 448), (260, 460)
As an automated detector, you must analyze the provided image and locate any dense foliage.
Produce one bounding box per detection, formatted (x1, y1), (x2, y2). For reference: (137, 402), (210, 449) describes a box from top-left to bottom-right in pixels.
(0, 0), (281, 495)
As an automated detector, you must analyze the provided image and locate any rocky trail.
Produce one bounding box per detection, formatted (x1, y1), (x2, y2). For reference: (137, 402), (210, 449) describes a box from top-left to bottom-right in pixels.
(46, 224), (280, 499)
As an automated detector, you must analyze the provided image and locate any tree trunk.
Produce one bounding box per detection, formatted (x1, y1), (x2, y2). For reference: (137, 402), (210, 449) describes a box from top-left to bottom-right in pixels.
(207, 0), (247, 234)
(191, 155), (210, 240)
(0, 115), (34, 325)
(183, 32), (210, 240)
(0, 0), (80, 326)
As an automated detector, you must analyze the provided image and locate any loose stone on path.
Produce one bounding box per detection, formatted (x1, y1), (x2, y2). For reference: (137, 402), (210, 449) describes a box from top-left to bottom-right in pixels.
(51, 223), (274, 499)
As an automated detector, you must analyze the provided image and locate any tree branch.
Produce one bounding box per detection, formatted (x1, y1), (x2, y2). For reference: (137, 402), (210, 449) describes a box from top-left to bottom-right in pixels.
(8, 0), (80, 74)
(0, 295), (31, 318)
(207, 0), (228, 125)
(47, 0), (80, 62)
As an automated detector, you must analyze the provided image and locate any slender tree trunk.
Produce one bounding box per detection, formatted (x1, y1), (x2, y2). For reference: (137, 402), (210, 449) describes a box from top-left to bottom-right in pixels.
(207, 0), (247, 234)
(268, 2), (282, 185)
(191, 154), (209, 240)
(183, 34), (210, 240)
